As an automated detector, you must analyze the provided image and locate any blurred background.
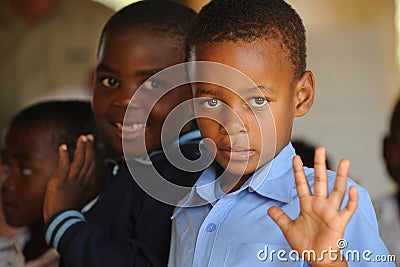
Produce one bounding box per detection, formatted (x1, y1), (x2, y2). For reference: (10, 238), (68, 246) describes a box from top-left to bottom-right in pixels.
(100, 0), (400, 201)
(2, 0), (399, 202)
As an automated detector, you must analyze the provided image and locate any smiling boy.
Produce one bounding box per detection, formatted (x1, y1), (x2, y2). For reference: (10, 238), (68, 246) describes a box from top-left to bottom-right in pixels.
(42, 1), (200, 267)
(168, 0), (394, 266)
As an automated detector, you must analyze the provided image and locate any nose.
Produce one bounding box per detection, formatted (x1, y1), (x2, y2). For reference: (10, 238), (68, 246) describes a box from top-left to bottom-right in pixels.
(113, 81), (151, 111)
(219, 105), (248, 136)
(113, 83), (136, 109)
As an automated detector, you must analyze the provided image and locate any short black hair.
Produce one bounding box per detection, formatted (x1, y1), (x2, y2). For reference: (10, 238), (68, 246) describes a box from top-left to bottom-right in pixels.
(100, 0), (196, 53)
(186, 0), (306, 79)
(6, 100), (95, 161)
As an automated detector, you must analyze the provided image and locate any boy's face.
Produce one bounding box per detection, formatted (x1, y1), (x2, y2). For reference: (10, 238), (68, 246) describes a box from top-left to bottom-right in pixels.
(192, 40), (314, 177)
(1, 125), (58, 227)
(92, 28), (191, 157)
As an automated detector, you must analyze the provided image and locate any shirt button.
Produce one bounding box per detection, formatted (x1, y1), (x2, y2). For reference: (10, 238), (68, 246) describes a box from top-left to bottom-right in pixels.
(206, 223), (216, 232)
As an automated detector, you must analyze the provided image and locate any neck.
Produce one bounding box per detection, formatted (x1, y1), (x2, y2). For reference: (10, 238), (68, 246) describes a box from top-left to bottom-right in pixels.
(219, 171), (252, 193)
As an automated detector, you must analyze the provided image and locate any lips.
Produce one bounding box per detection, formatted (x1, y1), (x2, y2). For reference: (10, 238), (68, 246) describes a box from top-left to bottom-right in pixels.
(219, 146), (256, 161)
(112, 121), (146, 141)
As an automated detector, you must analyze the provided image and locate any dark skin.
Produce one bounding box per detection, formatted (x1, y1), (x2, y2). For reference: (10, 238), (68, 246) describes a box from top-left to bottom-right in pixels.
(44, 136), (95, 222)
(92, 27), (192, 157)
(1, 125), (58, 260)
(191, 40), (358, 267)
(44, 27), (193, 222)
(2, 124), (101, 260)
(0, 156), (17, 238)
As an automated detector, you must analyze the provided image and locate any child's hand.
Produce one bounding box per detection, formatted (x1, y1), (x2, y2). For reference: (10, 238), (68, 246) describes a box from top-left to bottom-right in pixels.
(43, 135), (95, 223)
(268, 147), (358, 267)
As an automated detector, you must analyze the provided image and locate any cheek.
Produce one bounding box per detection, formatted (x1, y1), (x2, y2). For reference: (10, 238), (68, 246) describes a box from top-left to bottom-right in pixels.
(92, 94), (107, 116)
(252, 110), (275, 139)
(269, 103), (293, 138)
(149, 88), (191, 122)
(197, 118), (220, 138)
(13, 181), (47, 223)
(149, 100), (174, 124)
(249, 112), (277, 166)
(148, 104), (170, 125)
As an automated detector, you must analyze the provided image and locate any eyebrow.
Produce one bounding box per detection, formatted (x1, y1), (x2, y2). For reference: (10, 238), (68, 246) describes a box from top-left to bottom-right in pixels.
(195, 88), (216, 96)
(96, 64), (119, 75)
(244, 85), (278, 95)
(96, 64), (164, 78)
(136, 68), (164, 77)
(195, 85), (278, 97)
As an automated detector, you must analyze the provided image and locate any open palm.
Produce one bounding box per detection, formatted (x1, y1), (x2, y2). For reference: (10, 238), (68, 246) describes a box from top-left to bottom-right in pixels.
(43, 135), (95, 223)
(268, 147), (358, 267)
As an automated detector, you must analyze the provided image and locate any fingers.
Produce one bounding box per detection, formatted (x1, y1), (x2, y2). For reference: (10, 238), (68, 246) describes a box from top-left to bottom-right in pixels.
(84, 160), (96, 187)
(68, 135), (87, 180)
(268, 206), (293, 236)
(340, 185), (358, 223)
(292, 155), (311, 198)
(50, 144), (71, 186)
(328, 158), (350, 209)
(79, 135), (95, 181)
(313, 146), (328, 198)
(68, 135), (95, 182)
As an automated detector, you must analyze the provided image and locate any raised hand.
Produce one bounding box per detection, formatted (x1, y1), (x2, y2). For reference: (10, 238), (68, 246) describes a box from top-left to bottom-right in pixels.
(44, 135), (95, 223)
(268, 147), (358, 267)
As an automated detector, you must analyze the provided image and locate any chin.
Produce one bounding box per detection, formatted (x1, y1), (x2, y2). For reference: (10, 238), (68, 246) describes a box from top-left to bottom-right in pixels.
(221, 165), (257, 178)
(123, 147), (148, 158)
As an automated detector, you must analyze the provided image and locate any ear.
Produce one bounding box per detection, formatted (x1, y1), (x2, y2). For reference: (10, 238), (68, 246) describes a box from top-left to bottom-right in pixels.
(294, 71), (315, 117)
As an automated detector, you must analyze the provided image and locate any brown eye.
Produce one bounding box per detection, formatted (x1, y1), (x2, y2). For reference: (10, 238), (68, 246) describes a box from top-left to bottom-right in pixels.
(249, 97), (268, 107)
(202, 98), (221, 109)
(142, 79), (164, 90)
(101, 77), (119, 88)
(20, 165), (32, 177)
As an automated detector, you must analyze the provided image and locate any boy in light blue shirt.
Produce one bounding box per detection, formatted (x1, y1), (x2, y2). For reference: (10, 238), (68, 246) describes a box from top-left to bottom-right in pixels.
(168, 0), (395, 266)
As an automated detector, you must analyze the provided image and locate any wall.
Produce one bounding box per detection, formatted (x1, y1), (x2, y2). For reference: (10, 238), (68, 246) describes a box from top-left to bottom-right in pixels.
(100, 0), (400, 200)
(286, 0), (399, 200)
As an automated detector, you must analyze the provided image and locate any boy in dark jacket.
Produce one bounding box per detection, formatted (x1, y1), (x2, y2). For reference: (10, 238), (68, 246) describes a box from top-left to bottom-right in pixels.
(43, 1), (201, 266)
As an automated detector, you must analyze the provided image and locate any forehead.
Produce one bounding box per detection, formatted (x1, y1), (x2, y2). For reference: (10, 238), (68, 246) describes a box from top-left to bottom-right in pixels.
(3, 124), (55, 160)
(191, 40), (295, 95)
(98, 28), (184, 67)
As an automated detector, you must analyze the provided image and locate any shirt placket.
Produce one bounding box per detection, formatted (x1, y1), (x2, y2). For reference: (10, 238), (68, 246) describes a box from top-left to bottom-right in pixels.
(192, 194), (237, 267)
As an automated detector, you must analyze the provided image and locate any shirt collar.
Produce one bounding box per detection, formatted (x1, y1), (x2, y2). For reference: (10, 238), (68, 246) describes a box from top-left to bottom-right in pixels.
(173, 142), (296, 217)
(248, 143), (296, 203)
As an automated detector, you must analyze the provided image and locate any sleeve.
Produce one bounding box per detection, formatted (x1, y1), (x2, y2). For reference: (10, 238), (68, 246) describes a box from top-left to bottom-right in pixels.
(45, 211), (155, 267)
(45, 188), (174, 267)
